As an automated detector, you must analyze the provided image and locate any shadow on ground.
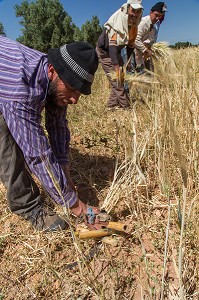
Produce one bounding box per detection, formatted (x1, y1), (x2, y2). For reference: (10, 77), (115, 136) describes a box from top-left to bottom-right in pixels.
(69, 147), (116, 206)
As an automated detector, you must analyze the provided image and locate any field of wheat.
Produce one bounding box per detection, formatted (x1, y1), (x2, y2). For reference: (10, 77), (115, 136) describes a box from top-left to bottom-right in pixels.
(0, 46), (199, 299)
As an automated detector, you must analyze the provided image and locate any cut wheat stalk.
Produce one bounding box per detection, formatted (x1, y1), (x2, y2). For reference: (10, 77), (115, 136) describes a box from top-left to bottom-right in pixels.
(125, 72), (159, 86)
(108, 69), (159, 87)
(151, 41), (172, 61)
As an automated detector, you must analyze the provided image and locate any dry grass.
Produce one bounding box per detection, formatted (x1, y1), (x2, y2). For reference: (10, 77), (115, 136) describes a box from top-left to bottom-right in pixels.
(1, 46), (199, 299)
(151, 42), (172, 61)
(109, 68), (159, 90)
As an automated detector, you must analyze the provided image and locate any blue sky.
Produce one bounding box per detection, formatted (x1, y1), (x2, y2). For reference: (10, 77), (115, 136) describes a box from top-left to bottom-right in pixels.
(0, 0), (199, 45)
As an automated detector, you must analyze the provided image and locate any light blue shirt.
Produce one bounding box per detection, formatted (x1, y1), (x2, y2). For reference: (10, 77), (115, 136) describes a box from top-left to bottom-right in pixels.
(154, 20), (161, 43)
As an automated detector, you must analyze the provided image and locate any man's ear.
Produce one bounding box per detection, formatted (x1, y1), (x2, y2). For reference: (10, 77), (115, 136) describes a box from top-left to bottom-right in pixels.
(48, 64), (58, 80)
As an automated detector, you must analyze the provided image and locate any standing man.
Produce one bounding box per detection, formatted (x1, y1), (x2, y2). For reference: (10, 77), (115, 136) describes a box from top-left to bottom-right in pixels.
(0, 36), (104, 232)
(96, 0), (143, 110)
(134, 2), (167, 73)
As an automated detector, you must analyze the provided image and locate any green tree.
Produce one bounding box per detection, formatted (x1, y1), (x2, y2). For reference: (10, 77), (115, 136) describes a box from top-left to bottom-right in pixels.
(170, 41), (194, 49)
(0, 22), (6, 36)
(73, 26), (83, 42)
(60, 14), (77, 45)
(78, 16), (102, 47)
(14, 0), (77, 52)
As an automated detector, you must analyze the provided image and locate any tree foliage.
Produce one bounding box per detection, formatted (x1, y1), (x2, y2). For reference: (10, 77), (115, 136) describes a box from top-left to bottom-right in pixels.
(169, 41), (198, 49)
(0, 22), (6, 36)
(14, 0), (77, 52)
(14, 0), (102, 52)
(76, 16), (102, 47)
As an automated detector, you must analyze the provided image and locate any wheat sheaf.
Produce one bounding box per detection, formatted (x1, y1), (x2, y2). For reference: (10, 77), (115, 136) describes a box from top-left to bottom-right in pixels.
(151, 41), (172, 61)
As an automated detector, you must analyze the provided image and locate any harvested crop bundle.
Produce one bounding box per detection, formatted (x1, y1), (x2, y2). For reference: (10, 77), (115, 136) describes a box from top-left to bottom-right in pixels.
(151, 41), (172, 61)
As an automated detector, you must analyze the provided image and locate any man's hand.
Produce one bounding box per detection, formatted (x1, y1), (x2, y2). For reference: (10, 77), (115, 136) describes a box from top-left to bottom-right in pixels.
(70, 199), (108, 230)
(143, 48), (152, 60)
(126, 63), (132, 73)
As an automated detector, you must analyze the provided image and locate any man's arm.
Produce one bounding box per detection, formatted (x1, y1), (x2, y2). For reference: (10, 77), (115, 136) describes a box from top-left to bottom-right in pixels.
(134, 17), (152, 56)
(45, 100), (76, 191)
(108, 32), (120, 71)
(1, 101), (77, 208)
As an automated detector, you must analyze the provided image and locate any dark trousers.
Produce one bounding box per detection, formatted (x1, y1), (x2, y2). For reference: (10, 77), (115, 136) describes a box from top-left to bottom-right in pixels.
(0, 113), (42, 217)
(96, 47), (130, 108)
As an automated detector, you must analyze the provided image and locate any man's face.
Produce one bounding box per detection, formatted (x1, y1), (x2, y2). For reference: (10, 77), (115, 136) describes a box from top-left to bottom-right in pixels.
(128, 6), (142, 25)
(48, 75), (81, 107)
(150, 11), (164, 24)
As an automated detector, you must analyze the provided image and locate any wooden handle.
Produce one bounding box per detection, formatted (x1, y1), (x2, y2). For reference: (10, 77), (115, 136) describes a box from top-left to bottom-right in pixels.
(77, 229), (113, 239)
(105, 222), (127, 232)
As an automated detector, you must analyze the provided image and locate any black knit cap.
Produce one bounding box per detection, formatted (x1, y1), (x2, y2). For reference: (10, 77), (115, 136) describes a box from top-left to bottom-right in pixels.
(48, 41), (98, 95)
(151, 2), (167, 13)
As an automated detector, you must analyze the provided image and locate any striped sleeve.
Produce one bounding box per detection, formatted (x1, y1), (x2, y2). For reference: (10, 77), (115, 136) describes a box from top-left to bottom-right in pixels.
(0, 101), (77, 207)
(45, 101), (70, 165)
